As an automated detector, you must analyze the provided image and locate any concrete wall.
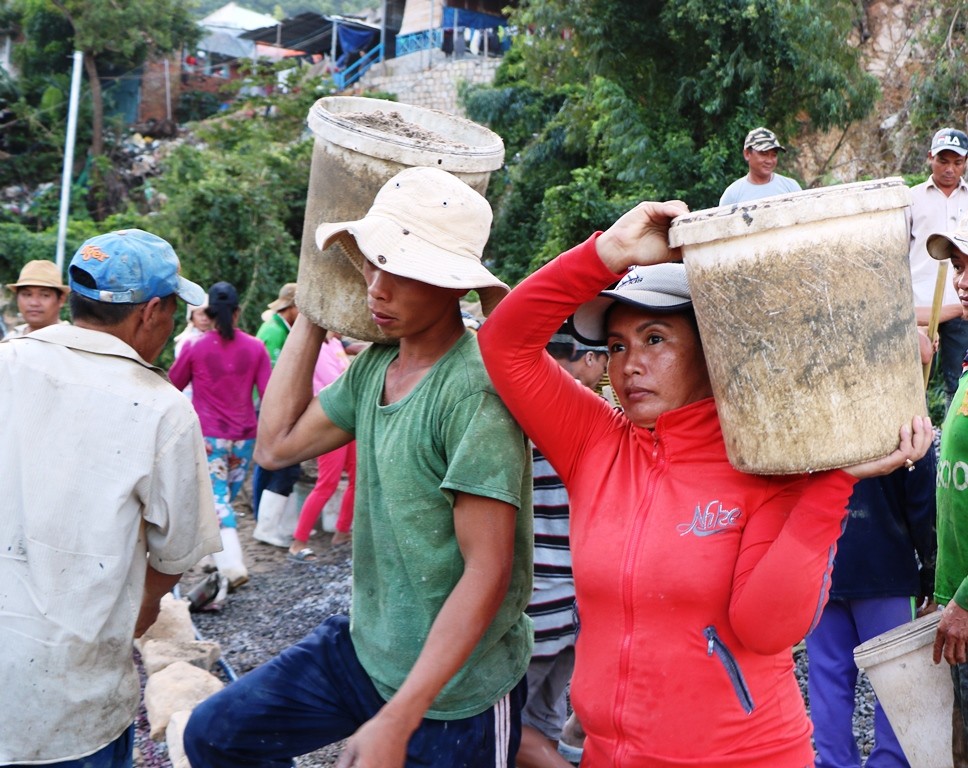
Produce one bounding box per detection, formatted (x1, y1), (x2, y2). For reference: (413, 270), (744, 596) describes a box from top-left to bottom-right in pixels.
(349, 50), (500, 116)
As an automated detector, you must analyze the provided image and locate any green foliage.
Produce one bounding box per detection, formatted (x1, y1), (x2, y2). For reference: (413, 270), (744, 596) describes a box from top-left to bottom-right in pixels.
(465, 0), (879, 284)
(50, 0), (201, 66)
(908, 2), (968, 141)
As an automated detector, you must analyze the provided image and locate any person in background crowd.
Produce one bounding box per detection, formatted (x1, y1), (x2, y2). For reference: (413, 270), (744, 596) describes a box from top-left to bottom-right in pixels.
(478, 199), (931, 768)
(806, 452), (936, 768)
(926, 215), (968, 767)
(3, 259), (70, 339)
(174, 300), (212, 358)
(0, 229), (220, 767)
(184, 166), (533, 768)
(906, 127), (968, 406)
(286, 331), (358, 561)
(719, 127), (802, 206)
(169, 281), (272, 592)
(517, 329), (604, 768)
(251, 282), (302, 536)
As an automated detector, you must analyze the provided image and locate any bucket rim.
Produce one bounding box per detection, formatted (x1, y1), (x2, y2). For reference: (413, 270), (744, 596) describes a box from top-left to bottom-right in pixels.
(669, 177), (911, 248)
(853, 610), (942, 666)
(308, 96), (505, 161)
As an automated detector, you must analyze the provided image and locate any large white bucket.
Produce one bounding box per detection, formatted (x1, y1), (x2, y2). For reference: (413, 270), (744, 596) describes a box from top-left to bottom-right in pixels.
(853, 611), (952, 767)
(296, 96), (505, 342)
(668, 178), (926, 474)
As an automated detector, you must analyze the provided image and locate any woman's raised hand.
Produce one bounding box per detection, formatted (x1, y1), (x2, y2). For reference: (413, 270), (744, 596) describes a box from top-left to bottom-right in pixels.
(595, 200), (690, 273)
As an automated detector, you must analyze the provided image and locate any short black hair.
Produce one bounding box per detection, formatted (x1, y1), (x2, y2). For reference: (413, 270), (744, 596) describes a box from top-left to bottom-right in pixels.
(69, 292), (142, 325)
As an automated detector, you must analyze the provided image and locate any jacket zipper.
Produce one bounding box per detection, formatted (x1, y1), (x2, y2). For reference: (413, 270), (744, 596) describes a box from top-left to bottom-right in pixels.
(613, 436), (663, 764)
(704, 625), (755, 715)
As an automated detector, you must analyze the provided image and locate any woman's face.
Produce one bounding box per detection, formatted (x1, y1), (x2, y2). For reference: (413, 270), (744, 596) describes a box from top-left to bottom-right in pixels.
(605, 303), (713, 429)
(191, 307), (213, 332)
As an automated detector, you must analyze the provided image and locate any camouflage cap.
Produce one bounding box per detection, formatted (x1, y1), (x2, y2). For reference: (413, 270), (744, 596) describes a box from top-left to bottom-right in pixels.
(744, 127), (786, 152)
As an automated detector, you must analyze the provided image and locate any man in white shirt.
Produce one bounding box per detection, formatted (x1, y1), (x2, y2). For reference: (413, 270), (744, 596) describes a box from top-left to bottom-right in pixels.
(907, 127), (968, 403)
(0, 229), (221, 767)
(719, 127), (802, 206)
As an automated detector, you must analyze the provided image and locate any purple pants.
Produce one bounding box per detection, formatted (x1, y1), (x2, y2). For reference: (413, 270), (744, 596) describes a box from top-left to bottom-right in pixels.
(806, 596), (914, 768)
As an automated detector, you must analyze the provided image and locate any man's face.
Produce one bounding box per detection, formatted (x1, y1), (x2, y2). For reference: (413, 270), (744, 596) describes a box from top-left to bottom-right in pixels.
(744, 147), (778, 183)
(16, 285), (66, 331)
(951, 250), (968, 320)
(362, 261), (463, 340)
(929, 150), (967, 195)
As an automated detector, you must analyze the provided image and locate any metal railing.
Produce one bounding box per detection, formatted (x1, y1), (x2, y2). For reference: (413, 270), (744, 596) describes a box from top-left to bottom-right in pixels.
(333, 42), (384, 90)
(394, 29), (443, 58)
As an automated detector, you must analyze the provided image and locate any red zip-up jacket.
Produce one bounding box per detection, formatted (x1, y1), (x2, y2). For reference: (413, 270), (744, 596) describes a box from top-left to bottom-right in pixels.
(478, 235), (856, 767)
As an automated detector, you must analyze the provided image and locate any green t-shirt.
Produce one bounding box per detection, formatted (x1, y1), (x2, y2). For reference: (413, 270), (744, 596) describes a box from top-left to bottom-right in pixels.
(255, 313), (289, 367)
(936, 373), (968, 607)
(320, 331), (534, 719)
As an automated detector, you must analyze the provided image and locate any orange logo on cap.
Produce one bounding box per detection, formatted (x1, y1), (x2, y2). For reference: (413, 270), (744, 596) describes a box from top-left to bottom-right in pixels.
(80, 244), (110, 262)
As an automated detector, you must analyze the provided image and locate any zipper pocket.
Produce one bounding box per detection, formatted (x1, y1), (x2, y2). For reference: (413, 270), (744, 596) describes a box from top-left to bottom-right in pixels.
(704, 625), (755, 715)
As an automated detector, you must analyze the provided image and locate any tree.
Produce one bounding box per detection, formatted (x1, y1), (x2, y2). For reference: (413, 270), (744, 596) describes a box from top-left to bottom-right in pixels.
(464, 0), (879, 284)
(46, 0), (200, 158)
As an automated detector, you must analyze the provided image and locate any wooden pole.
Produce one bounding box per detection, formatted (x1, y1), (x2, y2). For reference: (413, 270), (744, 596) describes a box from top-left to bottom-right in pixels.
(924, 261), (949, 389)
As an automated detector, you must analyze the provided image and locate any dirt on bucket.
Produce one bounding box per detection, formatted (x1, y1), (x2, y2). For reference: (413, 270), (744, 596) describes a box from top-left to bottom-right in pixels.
(338, 110), (470, 150)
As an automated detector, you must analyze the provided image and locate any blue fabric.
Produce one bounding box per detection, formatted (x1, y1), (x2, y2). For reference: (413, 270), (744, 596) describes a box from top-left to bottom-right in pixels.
(829, 455), (936, 601)
(184, 615), (525, 767)
(251, 462), (301, 519)
(8, 725), (134, 768)
(442, 7), (505, 29)
(806, 597), (914, 768)
(939, 317), (968, 396)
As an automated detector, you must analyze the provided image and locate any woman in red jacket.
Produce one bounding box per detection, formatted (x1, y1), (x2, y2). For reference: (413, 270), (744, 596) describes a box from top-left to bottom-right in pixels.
(477, 200), (932, 768)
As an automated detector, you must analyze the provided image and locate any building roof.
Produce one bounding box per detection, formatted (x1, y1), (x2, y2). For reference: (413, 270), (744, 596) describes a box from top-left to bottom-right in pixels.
(201, 2), (278, 33)
(240, 12), (380, 56)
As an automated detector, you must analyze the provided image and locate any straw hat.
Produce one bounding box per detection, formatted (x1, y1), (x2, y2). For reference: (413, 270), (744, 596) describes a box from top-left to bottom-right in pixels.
(267, 282), (297, 312)
(315, 166), (508, 316)
(6, 260), (71, 295)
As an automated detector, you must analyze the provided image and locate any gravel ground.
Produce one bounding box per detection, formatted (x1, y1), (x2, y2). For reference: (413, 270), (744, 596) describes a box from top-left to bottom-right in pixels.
(170, 490), (353, 768)
(139, 490), (878, 767)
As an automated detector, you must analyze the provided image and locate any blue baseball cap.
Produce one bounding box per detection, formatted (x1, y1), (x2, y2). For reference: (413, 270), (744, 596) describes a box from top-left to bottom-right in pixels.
(68, 229), (206, 305)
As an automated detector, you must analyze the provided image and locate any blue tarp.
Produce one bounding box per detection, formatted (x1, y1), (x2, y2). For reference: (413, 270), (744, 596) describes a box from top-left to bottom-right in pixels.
(442, 7), (505, 29)
(338, 25), (377, 56)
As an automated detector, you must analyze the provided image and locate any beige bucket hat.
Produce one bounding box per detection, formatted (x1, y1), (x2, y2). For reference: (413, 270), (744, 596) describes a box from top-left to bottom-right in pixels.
(6, 259), (71, 294)
(267, 282), (297, 311)
(928, 215), (968, 261)
(315, 166), (508, 316)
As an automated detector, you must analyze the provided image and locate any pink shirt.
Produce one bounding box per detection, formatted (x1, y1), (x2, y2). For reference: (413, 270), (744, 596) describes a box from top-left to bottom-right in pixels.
(312, 336), (351, 395)
(169, 330), (271, 440)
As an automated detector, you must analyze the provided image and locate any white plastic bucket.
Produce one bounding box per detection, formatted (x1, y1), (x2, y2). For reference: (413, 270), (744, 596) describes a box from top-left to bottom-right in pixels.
(853, 611), (952, 767)
(668, 178), (926, 474)
(296, 96), (505, 342)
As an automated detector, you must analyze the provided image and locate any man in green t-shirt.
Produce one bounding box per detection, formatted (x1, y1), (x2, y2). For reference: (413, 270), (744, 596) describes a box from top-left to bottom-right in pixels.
(185, 167), (534, 768)
(928, 215), (968, 763)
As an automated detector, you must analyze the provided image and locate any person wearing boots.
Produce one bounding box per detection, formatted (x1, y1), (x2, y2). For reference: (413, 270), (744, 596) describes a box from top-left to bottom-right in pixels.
(250, 281), (302, 545)
(169, 281), (272, 590)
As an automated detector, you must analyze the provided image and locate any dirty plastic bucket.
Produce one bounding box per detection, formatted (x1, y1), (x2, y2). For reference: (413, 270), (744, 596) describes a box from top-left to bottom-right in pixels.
(296, 96), (505, 342)
(853, 611), (952, 767)
(668, 178), (926, 474)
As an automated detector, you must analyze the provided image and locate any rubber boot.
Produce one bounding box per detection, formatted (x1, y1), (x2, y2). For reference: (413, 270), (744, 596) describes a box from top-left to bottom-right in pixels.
(212, 526), (249, 588)
(253, 489), (292, 548)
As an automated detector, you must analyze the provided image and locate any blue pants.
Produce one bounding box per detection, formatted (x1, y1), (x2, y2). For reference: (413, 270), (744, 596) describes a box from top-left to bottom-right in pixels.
(806, 596), (914, 768)
(251, 462), (301, 519)
(184, 615), (526, 767)
(7, 725), (133, 768)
